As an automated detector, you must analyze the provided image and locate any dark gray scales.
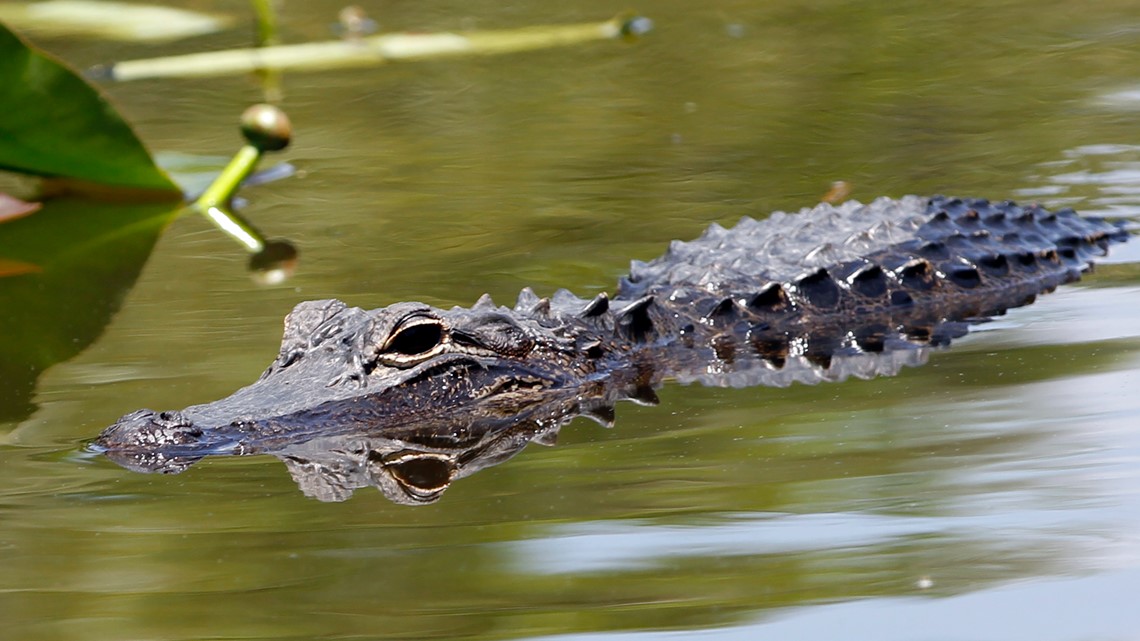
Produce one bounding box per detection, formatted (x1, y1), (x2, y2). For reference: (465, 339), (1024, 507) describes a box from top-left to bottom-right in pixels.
(621, 195), (933, 292)
(616, 195), (1123, 311)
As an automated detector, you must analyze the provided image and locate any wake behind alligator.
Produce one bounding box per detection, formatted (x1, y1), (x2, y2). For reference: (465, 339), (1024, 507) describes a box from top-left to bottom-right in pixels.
(93, 196), (1132, 503)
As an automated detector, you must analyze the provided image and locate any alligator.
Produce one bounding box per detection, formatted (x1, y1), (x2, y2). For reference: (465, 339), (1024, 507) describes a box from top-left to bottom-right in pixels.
(92, 195), (1132, 502)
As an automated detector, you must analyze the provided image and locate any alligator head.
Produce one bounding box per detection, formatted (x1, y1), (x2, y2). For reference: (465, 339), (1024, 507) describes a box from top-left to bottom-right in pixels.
(94, 297), (588, 464)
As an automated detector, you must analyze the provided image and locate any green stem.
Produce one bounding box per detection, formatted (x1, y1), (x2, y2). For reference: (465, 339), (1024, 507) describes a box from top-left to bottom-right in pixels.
(194, 145), (261, 210)
(193, 143), (268, 252)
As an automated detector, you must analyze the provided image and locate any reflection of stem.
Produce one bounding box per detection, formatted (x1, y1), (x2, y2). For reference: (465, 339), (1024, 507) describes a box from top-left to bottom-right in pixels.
(259, 71), (284, 103)
(250, 0), (284, 100)
(201, 205), (266, 253)
(250, 0), (280, 46)
(197, 203), (299, 283)
(190, 103), (297, 281)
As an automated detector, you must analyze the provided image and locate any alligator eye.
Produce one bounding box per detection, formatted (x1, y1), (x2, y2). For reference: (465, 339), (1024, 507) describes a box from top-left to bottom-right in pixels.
(390, 324), (442, 355)
(376, 316), (447, 366)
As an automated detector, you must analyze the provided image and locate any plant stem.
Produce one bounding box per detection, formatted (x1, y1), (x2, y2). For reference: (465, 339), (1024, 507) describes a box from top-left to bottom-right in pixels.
(194, 145), (261, 210)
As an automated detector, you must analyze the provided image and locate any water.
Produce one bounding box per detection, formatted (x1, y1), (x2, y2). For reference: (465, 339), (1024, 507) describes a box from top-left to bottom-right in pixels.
(3, 1), (1140, 639)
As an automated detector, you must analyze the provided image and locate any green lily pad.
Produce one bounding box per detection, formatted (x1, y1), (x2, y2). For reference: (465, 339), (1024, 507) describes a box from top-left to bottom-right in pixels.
(0, 20), (179, 194)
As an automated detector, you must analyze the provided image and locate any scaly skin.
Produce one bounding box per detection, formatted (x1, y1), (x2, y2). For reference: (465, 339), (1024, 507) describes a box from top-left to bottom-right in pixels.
(93, 196), (1130, 482)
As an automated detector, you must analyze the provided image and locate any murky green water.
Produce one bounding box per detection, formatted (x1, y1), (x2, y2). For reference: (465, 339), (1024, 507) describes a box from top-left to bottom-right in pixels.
(4, 1), (1140, 639)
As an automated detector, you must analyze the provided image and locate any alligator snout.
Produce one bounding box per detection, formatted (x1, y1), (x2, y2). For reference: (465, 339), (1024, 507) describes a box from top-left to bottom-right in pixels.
(90, 408), (212, 474)
(94, 408), (203, 451)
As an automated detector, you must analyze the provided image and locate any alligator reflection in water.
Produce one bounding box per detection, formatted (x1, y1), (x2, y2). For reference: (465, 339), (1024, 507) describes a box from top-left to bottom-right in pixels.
(92, 196), (1133, 503)
(100, 345), (930, 504)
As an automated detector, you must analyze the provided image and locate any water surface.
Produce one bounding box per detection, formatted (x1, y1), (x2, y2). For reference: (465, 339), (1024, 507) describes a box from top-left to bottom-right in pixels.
(3, 1), (1140, 639)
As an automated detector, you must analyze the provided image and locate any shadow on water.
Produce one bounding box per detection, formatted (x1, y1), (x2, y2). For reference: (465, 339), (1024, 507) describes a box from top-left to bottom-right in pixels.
(7, 2), (1140, 640)
(0, 197), (298, 427)
(0, 199), (177, 423)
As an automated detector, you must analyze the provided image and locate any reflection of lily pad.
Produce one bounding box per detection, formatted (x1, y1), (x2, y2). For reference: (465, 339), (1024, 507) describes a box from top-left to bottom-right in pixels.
(0, 258), (41, 277)
(0, 1), (231, 42)
(0, 20), (179, 194)
(0, 197), (180, 422)
(0, 193), (40, 223)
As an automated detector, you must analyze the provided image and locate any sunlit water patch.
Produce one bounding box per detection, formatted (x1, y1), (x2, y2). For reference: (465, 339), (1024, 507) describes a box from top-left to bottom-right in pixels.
(512, 348), (1140, 640)
(527, 568), (1140, 641)
(1016, 143), (1140, 219)
(5, 2), (1140, 640)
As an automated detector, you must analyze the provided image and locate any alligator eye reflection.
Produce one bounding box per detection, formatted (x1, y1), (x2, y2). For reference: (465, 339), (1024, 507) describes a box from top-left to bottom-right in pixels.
(367, 450), (455, 504)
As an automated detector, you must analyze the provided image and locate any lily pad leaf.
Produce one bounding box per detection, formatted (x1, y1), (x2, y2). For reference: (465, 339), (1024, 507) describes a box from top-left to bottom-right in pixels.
(0, 20), (180, 194)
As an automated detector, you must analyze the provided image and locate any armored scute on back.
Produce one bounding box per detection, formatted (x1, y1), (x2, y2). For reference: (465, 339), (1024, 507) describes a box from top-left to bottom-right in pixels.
(94, 196), (1131, 476)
